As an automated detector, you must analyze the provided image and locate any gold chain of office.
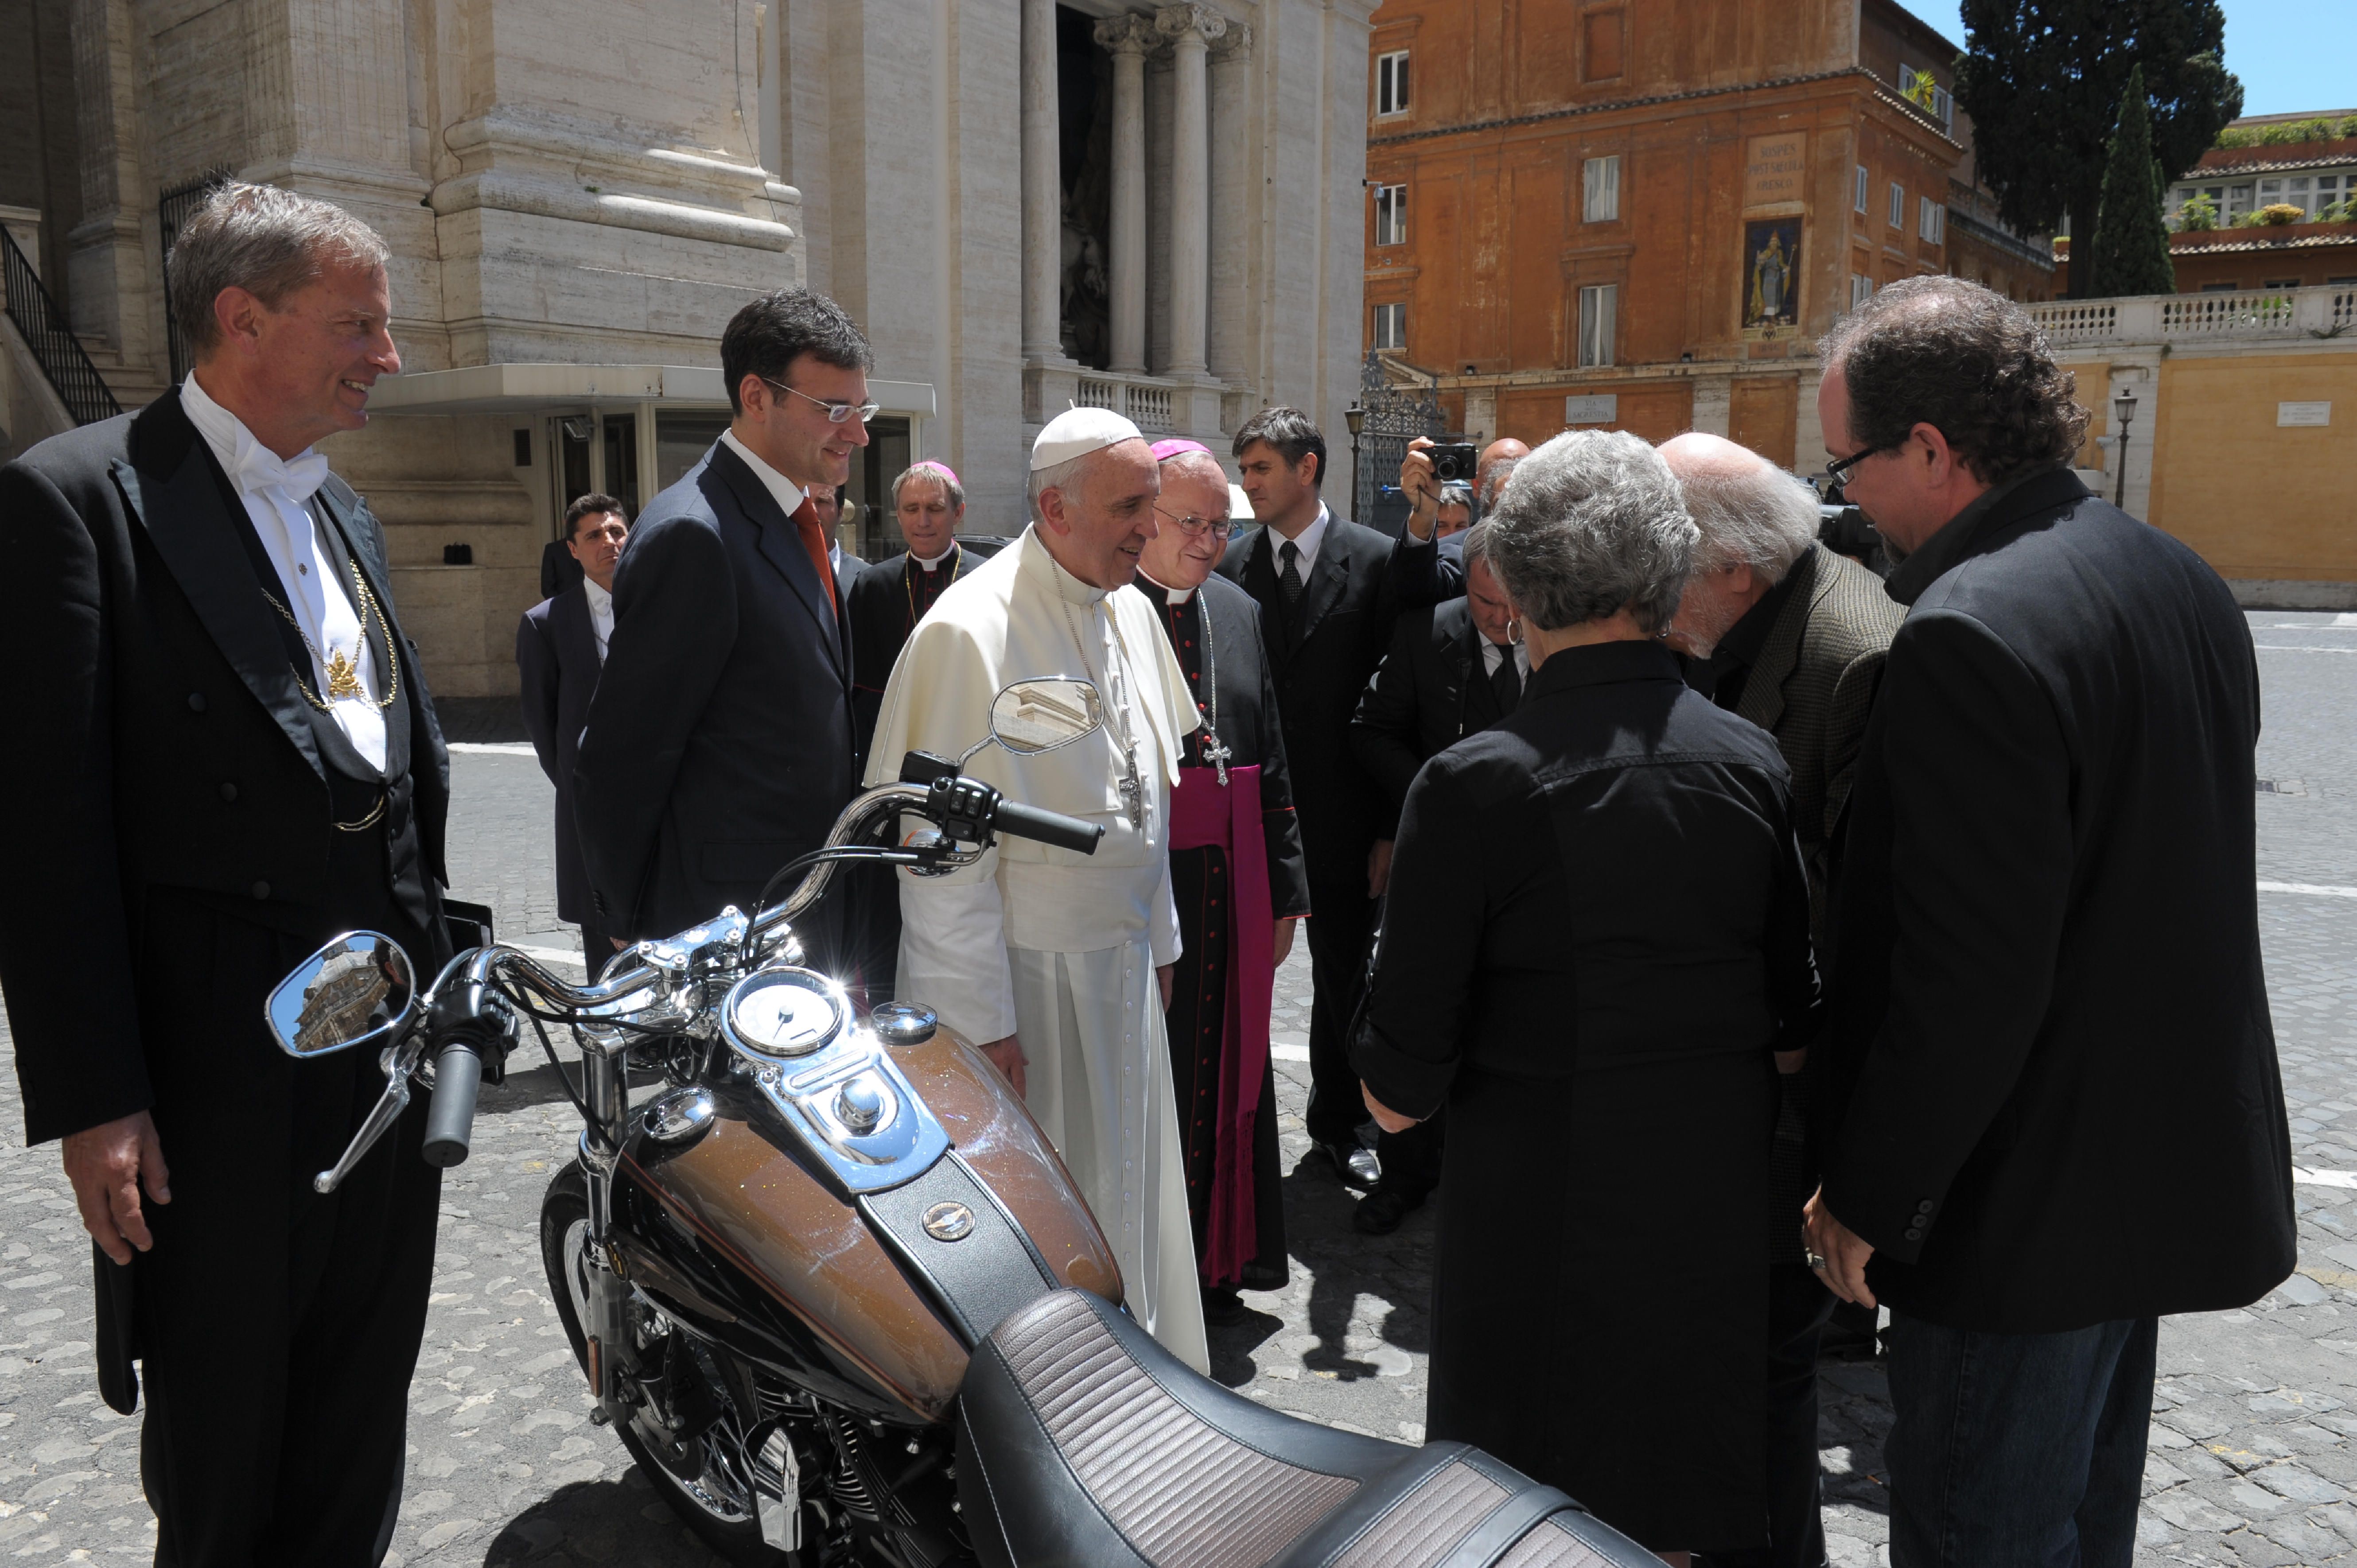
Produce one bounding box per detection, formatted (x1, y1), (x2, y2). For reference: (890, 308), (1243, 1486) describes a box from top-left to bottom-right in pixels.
(260, 561), (401, 714)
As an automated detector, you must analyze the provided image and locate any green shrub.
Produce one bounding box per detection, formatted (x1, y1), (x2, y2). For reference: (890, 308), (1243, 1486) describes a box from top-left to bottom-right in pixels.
(2257, 202), (2306, 225)
(2176, 192), (2219, 230)
(2213, 114), (2357, 151)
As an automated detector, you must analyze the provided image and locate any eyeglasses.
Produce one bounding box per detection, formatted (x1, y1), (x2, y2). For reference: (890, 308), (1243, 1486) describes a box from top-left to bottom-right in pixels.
(760, 376), (881, 426)
(1823, 442), (1893, 487)
(1153, 505), (1226, 539)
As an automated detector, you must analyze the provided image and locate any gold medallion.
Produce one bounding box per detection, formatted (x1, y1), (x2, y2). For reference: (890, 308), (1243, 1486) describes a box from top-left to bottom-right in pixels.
(323, 647), (364, 700)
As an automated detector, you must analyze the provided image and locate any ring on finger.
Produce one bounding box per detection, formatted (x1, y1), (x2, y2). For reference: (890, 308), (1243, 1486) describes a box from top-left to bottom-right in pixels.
(1804, 1250), (1828, 1271)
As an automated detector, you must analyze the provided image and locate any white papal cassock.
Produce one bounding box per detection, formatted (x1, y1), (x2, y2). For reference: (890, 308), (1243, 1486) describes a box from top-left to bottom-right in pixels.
(864, 526), (1210, 1371)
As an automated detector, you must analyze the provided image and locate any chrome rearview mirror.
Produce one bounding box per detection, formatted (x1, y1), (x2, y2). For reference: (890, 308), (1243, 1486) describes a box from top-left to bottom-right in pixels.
(265, 932), (416, 1059)
(987, 679), (1105, 756)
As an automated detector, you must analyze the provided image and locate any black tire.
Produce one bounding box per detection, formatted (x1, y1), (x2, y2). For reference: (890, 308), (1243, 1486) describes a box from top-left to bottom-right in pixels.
(540, 1163), (790, 1566)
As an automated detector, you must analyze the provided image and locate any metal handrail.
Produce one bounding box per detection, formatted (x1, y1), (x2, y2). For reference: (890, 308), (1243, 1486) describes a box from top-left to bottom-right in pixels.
(0, 223), (121, 427)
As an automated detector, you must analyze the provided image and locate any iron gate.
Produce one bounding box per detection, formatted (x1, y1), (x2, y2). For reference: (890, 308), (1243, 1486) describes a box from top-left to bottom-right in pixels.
(159, 171), (234, 384)
(1350, 349), (1444, 536)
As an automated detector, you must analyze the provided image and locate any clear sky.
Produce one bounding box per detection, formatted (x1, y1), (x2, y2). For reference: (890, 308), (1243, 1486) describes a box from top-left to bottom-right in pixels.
(1907, 0), (2355, 119)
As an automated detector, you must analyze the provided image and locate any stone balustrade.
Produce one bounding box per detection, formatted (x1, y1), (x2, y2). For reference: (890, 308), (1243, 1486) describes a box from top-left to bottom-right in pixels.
(2030, 286), (2357, 348)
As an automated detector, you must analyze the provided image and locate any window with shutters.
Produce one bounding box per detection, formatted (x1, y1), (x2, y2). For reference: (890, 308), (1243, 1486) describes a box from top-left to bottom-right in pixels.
(1889, 181), (1906, 228)
(1372, 302), (1406, 350)
(1374, 184), (1407, 246)
(1582, 156), (1621, 223)
(1851, 274), (1876, 309)
(1855, 165), (1869, 215)
(1918, 197), (1945, 244)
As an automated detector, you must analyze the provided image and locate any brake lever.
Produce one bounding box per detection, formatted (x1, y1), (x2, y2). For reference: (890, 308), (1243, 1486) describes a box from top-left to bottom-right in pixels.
(313, 1031), (428, 1194)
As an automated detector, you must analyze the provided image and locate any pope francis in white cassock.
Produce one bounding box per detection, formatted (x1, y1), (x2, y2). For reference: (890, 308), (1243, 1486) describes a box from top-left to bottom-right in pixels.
(864, 408), (1210, 1370)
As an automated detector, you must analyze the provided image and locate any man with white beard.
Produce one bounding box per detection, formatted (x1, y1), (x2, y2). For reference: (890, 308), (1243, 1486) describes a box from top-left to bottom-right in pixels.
(864, 408), (1208, 1369)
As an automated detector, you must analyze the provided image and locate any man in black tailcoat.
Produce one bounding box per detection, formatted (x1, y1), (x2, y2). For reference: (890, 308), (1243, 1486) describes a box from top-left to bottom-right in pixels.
(1805, 278), (2293, 1564)
(518, 492), (629, 964)
(1137, 440), (1310, 1324)
(573, 291), (870, 971)
(0, 182), (453, 1564)
(847, 460), (982, 765)
(1217, 407), (1451, 1195)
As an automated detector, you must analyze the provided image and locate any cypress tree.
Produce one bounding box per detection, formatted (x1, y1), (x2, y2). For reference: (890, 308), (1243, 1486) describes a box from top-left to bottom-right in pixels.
(1954, 0), (2240, 299)
(2085, 67), (2179, 298)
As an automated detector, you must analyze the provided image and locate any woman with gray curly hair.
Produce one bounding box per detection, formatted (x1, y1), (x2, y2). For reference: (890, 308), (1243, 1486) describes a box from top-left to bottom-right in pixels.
(1351, 429), (1823, 1563)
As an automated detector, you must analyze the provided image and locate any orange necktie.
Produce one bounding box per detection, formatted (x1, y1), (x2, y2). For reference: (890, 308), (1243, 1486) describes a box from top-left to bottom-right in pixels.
(790, 495), (838, 619)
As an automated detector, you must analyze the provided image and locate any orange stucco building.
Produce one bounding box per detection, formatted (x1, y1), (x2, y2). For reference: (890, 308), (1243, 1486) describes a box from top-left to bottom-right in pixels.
(1361, 0), (2052, 469)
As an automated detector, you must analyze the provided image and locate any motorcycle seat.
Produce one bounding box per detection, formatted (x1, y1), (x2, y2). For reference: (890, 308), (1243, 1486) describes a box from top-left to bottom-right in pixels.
(955, 1289), (1658, 1568)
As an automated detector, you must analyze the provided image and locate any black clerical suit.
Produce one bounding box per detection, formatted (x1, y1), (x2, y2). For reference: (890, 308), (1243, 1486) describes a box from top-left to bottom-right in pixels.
(1354, 641), (1820, 1554)
(517, 582), (612, 958)
(1138, 573), (1311, 1291)
(847, 542), (981, 766)
(1342, 595), (1523, 1205)
(0, 388), (454, 1565)
(573, 441), (860, 966)
(1217, 509), (1451, 1159)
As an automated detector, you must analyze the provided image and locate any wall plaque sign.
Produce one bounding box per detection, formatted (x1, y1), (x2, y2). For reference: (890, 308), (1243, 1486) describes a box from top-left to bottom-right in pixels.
(1743, 133), (1808, 210)
(1565, 394), (1618, 425)
(2279, 401), (2333, 427)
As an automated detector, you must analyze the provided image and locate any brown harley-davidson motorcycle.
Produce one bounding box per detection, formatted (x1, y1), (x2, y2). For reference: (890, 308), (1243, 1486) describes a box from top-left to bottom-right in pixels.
(264, 679), (1659, 1568)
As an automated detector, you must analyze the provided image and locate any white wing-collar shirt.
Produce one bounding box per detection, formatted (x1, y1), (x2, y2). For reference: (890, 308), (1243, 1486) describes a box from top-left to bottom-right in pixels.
(181, 373), (388, 772)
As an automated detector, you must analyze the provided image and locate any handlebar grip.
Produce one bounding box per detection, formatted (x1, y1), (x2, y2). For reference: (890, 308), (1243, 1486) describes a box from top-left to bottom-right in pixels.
(420, 1040), (484, 1168)
(992, 799), (1106, 855)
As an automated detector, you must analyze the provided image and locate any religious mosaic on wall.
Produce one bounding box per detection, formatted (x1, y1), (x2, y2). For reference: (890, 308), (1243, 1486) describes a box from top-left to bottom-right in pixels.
(1742, 217), (1803, 334)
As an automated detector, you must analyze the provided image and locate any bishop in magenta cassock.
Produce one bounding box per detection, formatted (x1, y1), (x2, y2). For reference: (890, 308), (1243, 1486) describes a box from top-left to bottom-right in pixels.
(1133, 441), (1311, 1325)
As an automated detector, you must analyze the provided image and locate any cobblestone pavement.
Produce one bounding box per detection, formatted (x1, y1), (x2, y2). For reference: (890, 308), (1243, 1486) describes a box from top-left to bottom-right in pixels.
(9, 613), (2357, 1564)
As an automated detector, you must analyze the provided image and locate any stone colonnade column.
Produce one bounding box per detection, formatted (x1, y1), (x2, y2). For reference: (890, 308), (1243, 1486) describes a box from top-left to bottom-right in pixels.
(1095, 15), (1151, 374)
(1206, 23), (1253, 388)
(1020, 0), (1063, 363)
(1157, 4), (1224, 380)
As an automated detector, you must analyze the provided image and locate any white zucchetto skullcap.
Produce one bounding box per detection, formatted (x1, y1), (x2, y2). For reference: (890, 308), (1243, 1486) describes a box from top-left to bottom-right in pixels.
(1030, 406), (1146, 472)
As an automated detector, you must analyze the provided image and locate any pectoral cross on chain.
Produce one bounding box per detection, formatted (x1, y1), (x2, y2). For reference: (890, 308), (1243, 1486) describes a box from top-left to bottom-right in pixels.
(1117, 748), (1146, 831)
(1199, 727), (1232, 788)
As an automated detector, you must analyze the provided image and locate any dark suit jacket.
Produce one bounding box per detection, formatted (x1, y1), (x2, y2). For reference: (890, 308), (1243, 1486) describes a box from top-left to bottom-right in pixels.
(0, 389), (451, 1145)
(846, 544), (983, 771)
(573, 441), (858, 943)
(1349, 597), (1514, 834)
(1217, 512), (1452, 889)
(516, 585), (603, 926)
(1821, 468), (2293, 1332)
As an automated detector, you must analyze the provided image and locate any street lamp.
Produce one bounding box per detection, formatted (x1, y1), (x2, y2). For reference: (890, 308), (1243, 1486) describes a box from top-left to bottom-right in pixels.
(1344, 400), (1367, 523)
(2112, 385), (2138, 509)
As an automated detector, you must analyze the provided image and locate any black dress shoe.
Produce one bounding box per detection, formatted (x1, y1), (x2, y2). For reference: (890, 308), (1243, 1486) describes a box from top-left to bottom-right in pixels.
(1352, 1185), (1425, 1236)
(1311, 1137), (1381, 1191)
(1201, 1286), (1250, 1327)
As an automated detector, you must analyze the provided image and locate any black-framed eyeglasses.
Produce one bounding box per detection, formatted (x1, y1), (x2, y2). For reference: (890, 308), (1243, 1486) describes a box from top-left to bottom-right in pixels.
(1823, 443), (1893, 487)
(760, 376), (881, 426)
(1153, 504), (1225, 539)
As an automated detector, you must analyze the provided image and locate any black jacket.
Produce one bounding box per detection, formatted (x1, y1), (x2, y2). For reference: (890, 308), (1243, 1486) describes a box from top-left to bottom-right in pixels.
(1349, 596), (1515, 832)
(1821, 468), (2293, 1331)
(846, 543), (983, 769)
(1217, 511), (1453, 889)
(573, 442), (859, 943)
(516, 585), (603, 926)
(1354, 640), (1820, 1119)
(0, 390), (451, 1145)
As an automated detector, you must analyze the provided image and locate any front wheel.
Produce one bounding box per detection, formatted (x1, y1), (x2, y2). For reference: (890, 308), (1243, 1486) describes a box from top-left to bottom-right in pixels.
(539, 1163), (791, 1566)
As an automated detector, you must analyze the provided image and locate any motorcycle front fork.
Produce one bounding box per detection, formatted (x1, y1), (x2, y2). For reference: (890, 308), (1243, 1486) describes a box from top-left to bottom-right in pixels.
(576, 1025), (635, 1423)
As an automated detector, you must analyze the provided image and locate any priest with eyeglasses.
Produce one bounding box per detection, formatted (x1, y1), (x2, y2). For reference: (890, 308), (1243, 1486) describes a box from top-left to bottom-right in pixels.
(1132, 440), (1310, 1327)
(864, 408), (1209, 1369)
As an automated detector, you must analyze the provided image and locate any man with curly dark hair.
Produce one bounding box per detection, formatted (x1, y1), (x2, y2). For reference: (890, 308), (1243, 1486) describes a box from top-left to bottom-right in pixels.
(1802, 276), (2292, 1565)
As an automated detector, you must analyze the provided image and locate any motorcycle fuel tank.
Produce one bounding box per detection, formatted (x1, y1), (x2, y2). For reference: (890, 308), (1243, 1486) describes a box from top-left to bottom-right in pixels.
(613, 977), (1120, 1424)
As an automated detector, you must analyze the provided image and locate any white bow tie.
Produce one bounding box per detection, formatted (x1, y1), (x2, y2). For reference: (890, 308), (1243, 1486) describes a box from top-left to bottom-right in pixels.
(227, 429), (330, 507)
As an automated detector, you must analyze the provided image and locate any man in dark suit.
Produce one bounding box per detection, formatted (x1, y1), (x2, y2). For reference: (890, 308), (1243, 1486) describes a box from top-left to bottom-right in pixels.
(574, 291), (872, 969)
(1217, 406), (1451, 1193)
(847, 461), (980, 761)
(1660, 433), (1902, 1568)
(518, 492), (629, 963)
(1346, 521), (1523, 1233)
(0, 182), (453, 1564)
(1804, 278), (2293, 1564)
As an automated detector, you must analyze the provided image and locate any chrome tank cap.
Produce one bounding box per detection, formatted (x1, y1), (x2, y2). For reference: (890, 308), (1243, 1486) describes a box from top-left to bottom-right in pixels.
(642, 1087), (716, 1145)
(870, 1002), (938, 1047)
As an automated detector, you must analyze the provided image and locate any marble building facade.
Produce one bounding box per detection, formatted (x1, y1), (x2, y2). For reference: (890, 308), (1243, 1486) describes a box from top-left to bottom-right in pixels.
(0, 0), (1377, 695)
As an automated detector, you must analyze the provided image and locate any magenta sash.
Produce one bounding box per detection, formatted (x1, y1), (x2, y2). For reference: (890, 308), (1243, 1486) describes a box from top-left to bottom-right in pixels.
(1171, 763), (1273, 1280)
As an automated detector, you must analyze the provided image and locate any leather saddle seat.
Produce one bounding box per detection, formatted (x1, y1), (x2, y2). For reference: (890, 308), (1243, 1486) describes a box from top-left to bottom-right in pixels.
(956, 1290), (1660, 1568)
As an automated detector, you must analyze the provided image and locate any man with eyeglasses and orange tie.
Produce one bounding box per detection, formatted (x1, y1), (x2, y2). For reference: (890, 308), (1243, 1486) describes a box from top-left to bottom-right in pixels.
(1134, 439), (1309, 1326)
(574, 289), (875, 978)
